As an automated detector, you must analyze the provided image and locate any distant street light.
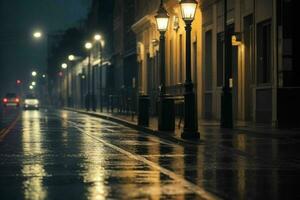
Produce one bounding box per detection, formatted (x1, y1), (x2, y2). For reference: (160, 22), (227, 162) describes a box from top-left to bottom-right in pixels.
(29, 85), (34, 90)
(31, 81), (36, 86)
(42, 74), (46, 78)
(61, 63), (68, 69)
(179, 0), (200, 139)
(67, 55), (76, 107)
(85, 42), (92, 50)
(68, 55), (75, 61)
(94, 34), (102, 41)
(33, 31), (42, 39)
(94, 34), (104, 112)
(85, 42), (93, 111)
(32, 71), (37, 77)
(61, 62), (70, 107)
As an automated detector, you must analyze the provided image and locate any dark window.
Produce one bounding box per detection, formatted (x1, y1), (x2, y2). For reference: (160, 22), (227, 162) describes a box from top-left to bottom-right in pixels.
(257, 20), (272, 84)
(205, 30), (212, 90)
(179, 34), (183, 83)
(217, 32), (224, 87)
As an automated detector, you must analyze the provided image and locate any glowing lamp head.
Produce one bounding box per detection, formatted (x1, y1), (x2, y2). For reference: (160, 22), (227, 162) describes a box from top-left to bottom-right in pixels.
(32, 71), (37, 77)
(94, 34), (102, 41)
(85, 42), (92, 50)
(155, 2), (169, 32)
(33, 31), (42, 38)
(61, 63), (68, 69)
(180, 0), (198, 22)
(68, 55), (75, 61)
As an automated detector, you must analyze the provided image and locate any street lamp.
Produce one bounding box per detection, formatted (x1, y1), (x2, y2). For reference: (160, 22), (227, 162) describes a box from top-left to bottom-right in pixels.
(29, 85), (34, 90)
(94, 34), (104, 112)
(61, 63), (68, 69)
(32, 71), (37, 77)
(179, 0), (200, 139)
(61, 62), (70, 107)
(68, 54), (75, 61)
(33, 31), (42, 39)
(67, 54), (76, 107)
(155, 0), (173, 131)
(31, 81), (36, 86)
(85, 42), (93, 111)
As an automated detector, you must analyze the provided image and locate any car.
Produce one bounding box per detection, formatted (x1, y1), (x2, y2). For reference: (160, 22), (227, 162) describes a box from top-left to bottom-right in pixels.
(23, 94), (39, 110)
(2, 93), (20, 107)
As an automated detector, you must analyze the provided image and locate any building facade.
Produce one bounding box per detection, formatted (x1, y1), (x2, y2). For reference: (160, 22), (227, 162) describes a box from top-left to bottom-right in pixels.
(132, 0), (298, 128)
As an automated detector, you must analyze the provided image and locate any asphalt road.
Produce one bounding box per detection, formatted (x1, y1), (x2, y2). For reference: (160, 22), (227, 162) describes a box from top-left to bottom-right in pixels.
(0, 108), (299, 199)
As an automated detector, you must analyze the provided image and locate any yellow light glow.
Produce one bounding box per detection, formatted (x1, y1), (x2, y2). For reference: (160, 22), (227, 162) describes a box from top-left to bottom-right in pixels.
(68, 55), (75, 61)
(94, 34), (102, 41)
(61, 63), (68, 69)
(33, 31), (42, 38)
(85, 42), (93, 49)
(180, 1), (197, 21)
(232, 35), (242, 46)
(32, 71), (37, 77)
(156, 17), (169, 32)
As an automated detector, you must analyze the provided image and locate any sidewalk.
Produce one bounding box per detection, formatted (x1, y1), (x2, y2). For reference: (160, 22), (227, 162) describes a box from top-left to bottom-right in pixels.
(65, 107), (299, 144)
(64, 107), (300, 161)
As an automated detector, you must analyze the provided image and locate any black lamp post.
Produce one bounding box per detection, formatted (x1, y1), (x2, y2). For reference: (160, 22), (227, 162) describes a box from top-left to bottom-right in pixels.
(61, 63), (68, 107)
(94, 34), (104, 112)
(179, 0), (200, 139)
(221, 0), (233, 128)
(156, 0), (173, 131)
(85, 42), (93, 111)
(68, 54), (75, 107)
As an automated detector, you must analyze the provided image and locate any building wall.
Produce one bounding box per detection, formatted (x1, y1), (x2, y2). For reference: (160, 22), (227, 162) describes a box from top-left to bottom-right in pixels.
(132, 0), (203, 116)
(131, 0), (296, 127)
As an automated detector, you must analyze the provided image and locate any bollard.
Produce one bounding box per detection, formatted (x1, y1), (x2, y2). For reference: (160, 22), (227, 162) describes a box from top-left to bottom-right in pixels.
(138, 95), (150, 126)
(158, 95), (175, 131)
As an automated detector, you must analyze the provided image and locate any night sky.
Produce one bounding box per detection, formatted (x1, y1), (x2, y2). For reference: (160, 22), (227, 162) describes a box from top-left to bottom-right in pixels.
(0, 0), (92, 96)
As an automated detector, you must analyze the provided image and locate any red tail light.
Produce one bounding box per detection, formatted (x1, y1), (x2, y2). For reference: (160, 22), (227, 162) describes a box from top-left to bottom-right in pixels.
(3, 98), (8, 103)
(15, 98), (20, 103)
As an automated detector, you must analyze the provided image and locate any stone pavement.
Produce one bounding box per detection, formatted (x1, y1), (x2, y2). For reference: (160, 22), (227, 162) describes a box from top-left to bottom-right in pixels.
(65, 107), (300, 156)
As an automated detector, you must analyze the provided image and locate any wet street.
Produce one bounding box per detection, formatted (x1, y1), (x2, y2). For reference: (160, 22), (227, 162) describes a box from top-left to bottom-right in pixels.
(0, 108), (299, 199)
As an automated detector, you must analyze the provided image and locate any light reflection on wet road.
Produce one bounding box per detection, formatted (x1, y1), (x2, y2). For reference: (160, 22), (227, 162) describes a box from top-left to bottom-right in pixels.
(0, 109), (299, 199)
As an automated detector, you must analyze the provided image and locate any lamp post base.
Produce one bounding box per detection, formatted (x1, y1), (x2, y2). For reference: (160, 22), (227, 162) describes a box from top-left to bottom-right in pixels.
(181, 88), (200, 140)
(158, 95), (175, 132)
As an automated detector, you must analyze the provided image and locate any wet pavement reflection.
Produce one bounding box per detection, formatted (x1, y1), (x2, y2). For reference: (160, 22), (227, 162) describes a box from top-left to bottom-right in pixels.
(0, 109), (299, 199)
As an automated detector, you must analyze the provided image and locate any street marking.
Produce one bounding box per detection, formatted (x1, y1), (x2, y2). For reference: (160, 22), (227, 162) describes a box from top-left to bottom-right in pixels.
(67, 120), (221, 200)
(0, 115), (20, 142)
